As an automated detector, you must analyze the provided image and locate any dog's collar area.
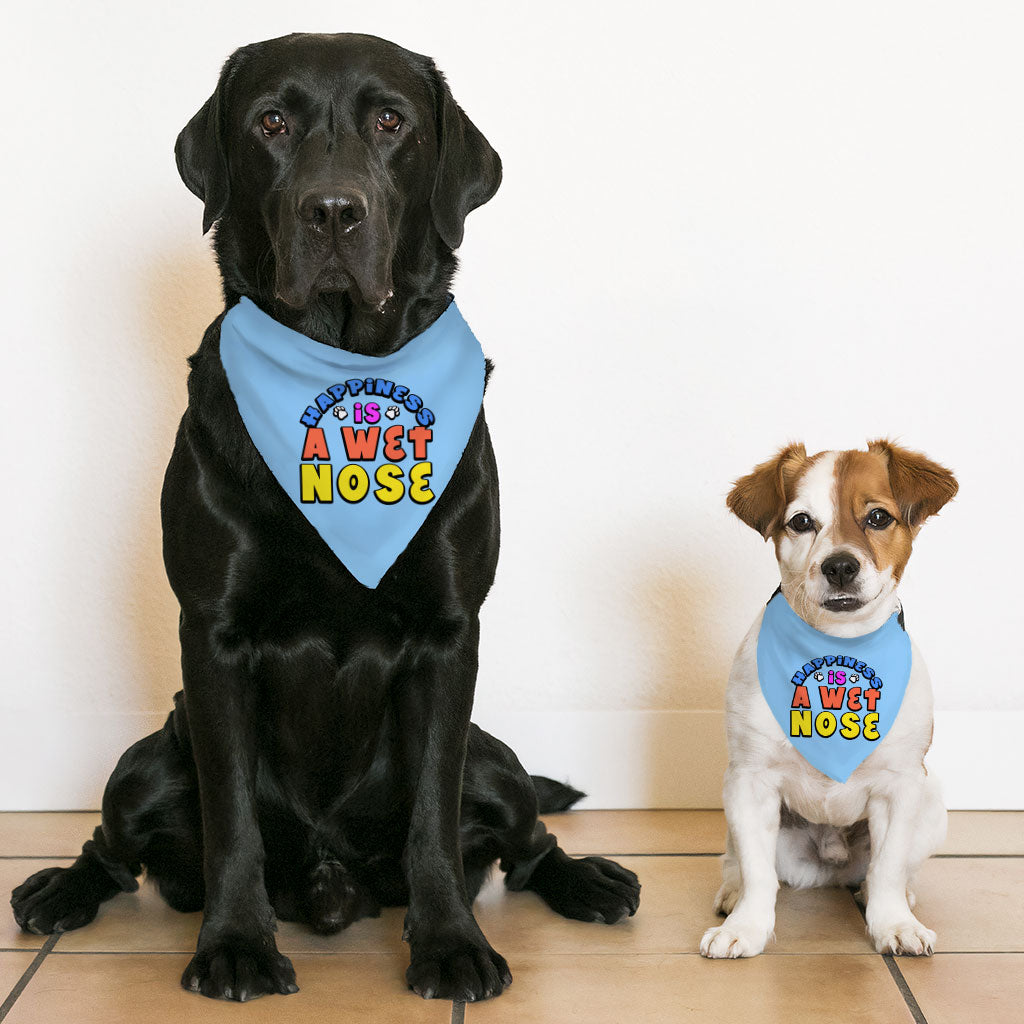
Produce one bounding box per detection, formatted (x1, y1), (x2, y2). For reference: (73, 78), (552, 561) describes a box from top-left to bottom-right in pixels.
(766, 585), (906, 634)
(235, 293), (459, 359)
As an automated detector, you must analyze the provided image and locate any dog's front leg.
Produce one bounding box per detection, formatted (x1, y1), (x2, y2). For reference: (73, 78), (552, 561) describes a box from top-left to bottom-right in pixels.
(700, 769), (780, 958)
(401, 616), (510, 1002)
(178, 621), (297, 1001)
(863, 786), (936, 956)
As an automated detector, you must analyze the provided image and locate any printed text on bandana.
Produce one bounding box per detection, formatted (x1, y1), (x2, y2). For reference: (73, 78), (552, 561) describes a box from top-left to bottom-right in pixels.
(298, 378), (436, 505)
(789, 661), (884, 742)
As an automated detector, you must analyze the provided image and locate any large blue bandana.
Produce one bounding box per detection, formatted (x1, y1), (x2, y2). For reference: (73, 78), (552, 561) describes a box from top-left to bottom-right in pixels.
(219, 296), (485, 588)
(756, 591), (912, 783)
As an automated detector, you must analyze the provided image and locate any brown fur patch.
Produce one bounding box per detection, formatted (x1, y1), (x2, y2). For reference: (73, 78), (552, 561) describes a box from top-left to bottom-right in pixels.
(867, 439), (959, 532)
(727, 443), (815, 539)
(833, 450), (913, 580)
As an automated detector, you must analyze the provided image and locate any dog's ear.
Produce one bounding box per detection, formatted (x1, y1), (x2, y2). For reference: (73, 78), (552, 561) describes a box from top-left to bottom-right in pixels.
(727, 443), (808, 539)
(868, 439), (958, 532)
(429, 65), (502, 250)
(175, 52), (241, 235)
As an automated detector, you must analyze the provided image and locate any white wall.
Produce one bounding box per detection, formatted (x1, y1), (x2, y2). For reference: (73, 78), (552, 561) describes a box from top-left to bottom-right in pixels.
(2, 0), (1022, 809)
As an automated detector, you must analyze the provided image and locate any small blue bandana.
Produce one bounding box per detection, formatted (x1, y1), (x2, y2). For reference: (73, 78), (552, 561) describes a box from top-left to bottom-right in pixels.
(219, 296), (486, 588)
(756, 591), (912, 783)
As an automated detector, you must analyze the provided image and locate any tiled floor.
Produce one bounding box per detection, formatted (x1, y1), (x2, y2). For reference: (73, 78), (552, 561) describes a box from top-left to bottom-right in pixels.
(1, 811), (1022, 1022)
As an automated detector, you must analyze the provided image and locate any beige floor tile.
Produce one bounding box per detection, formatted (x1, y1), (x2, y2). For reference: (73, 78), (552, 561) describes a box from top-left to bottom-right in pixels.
(912, 857), (1024, 952)
(476, 854), (874, 956)
(465, 953), (913, 1024)
(4, 952), (449, 1024)
(0, 952), (36, 1001)
(900, 953), (1024, 1024)
(0, 813), (99, 857)
(544, 809), (726, 854)
(0, 859), (74, 951)
(941, 811), (1024, 855)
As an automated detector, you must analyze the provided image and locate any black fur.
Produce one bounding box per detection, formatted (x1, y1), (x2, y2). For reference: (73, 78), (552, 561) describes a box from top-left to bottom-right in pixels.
(11, 33), (639, 1003)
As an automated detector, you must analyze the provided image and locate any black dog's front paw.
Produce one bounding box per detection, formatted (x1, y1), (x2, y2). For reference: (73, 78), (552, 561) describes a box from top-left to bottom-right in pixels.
(526, 850), (641, 924)
(12, 866), (105, 935)
(406, 928), (512, 1002)
(181, 934), (298, 1002)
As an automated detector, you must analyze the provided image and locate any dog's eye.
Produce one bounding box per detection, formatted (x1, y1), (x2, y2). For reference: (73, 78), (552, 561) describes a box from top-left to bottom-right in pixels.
(376, 109), (403, 132)
(788, 512), (815, 533)
(260, 111), (288, 137)
(866, 508), (894, 530)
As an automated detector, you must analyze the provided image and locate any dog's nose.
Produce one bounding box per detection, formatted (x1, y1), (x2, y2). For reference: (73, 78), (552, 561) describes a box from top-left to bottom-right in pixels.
(298, 190), (368, 233)
(821, 553), (860, 588)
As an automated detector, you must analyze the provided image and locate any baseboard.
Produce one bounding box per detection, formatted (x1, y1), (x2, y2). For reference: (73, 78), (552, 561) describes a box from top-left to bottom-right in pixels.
(1, 708), (1020, 810)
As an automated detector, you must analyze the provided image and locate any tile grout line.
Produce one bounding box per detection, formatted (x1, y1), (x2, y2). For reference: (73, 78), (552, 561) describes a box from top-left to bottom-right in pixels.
(0, 933), (59, 1022)
(846, 887), (929, 1024)
(880, 955), (929, 1024)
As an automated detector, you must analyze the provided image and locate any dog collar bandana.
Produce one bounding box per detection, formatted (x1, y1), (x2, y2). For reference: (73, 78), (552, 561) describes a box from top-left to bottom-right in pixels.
(756, 591), (912, 783)
(219, 296), (485, 588)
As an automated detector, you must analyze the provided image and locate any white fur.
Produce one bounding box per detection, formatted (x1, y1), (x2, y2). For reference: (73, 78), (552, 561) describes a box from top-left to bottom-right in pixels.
(700, 455), (946, 960)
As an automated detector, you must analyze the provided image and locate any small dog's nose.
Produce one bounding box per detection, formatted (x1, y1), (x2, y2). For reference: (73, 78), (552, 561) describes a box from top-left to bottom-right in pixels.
(298, 190), (368, 233)
(821, 553), (860, 588)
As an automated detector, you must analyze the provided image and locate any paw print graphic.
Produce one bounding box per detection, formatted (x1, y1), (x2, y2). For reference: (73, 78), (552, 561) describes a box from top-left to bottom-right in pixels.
(814, 672), (824, 682)
(332, 406), (348, 420)
(849, 674), (859, 684)
(385, 406), (400, 420)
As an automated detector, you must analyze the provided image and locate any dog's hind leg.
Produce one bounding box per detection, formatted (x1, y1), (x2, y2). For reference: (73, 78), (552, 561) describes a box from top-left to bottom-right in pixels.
(11, 695), (203, 934)
(460, 725), (640, 924)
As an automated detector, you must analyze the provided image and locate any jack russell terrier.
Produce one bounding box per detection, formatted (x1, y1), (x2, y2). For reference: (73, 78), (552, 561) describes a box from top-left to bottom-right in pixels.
(701, 440), (957, 960)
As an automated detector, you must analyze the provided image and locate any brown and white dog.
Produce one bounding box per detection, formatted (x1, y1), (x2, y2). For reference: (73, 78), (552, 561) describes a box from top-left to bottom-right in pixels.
(700, 440), (957, 959)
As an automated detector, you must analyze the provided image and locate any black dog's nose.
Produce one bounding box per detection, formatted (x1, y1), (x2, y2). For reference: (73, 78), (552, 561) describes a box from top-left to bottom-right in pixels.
(298, 190), (368, 233)
(821, 553), (860, 588)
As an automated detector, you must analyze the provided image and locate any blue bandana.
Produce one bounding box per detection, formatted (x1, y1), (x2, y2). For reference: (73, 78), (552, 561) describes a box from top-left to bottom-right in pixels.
(756, 591), (912, 783)
(219, 296), (486, 588)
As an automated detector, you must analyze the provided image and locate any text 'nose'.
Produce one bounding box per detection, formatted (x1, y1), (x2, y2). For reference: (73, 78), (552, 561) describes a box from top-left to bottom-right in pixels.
(298, 190), (368, 234)
(821, 553), (860, 589)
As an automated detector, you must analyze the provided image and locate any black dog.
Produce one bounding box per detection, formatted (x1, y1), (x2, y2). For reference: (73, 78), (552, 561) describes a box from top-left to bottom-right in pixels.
(11, 33), (640, 1003)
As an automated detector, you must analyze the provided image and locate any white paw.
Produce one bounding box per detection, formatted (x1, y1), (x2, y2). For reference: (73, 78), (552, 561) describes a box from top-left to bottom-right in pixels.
(712, 883), (740, 916)
(385, 405), (400, 419)
(871, 919), (936, 956)
(700, 919), (770, 959)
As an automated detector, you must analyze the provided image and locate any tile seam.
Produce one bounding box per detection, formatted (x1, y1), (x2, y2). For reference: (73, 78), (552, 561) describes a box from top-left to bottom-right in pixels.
(0, 932), (59, 1022)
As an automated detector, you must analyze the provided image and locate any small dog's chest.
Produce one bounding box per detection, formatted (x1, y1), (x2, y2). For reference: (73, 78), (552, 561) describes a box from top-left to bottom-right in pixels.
(755, 592), (912, 784)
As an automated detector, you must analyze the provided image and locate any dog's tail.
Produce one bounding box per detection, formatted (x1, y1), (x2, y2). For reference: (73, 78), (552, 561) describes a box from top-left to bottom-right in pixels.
(531, 776), (586, 813)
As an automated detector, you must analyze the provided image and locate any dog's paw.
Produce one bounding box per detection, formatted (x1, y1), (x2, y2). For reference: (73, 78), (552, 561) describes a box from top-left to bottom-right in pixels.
(531, 855), (640, 924)
(870, 919), (936, 956)
(385, 405), (400, 419)
(332, 405), (348, 420)
(181, 935), (298, 1001)
(11, 866), (103, 934)
(700, 919), (771, 959)
(406, 929), (511, 1002)
(712, 882), (740, 916)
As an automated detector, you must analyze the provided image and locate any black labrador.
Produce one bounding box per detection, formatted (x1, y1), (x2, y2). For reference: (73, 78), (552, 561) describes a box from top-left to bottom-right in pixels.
(11, 33), (640, 1003)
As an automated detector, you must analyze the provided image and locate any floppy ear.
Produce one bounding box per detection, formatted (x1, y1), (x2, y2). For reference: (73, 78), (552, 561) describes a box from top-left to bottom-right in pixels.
(868, 439), (958, 531)
(727, 443), (808, 539)
(175, 55), (237, 235)
(430, 66), (502, 250)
